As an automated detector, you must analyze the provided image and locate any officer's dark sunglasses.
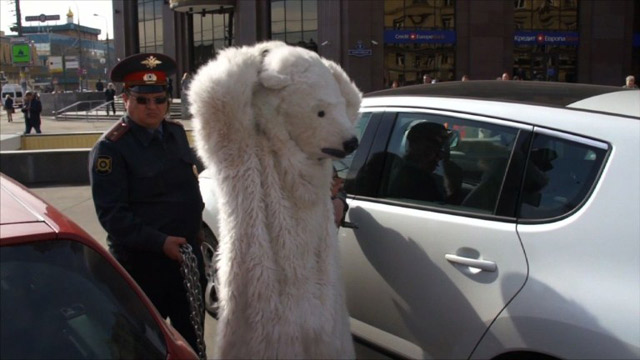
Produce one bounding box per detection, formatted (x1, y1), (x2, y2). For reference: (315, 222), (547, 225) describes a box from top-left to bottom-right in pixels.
(131, 95), (169, 105)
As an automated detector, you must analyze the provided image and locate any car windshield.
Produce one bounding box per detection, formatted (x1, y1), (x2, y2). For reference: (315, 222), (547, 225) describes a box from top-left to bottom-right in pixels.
(1, 239), (167, 359)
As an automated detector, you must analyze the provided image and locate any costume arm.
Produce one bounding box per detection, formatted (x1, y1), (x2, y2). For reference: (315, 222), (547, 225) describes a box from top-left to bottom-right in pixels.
(89, 141), (166, 253)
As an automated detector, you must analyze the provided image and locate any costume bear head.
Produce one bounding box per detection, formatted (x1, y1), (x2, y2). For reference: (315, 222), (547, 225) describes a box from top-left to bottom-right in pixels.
(189, 41), (362, 164)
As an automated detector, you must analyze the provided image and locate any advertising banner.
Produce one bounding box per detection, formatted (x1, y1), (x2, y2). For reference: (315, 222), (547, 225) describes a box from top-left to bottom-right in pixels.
(514, 31), (579, 46)
(65, 56), (79, 69)
(384, 30), (456, 44)
(48, 56), (63, 73)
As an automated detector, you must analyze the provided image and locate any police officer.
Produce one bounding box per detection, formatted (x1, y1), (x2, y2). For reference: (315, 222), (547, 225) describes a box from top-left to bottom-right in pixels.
(89, 53), (206, 351)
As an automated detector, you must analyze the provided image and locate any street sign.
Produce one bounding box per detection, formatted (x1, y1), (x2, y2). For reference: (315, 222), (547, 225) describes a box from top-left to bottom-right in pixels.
(11, 43), (31, 64)
(25, 14), (61, 22)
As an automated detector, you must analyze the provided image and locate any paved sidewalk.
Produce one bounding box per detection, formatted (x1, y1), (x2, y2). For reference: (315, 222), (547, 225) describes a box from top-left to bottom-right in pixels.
(0, 113), (195, 136)
(0, 114), (115, 135)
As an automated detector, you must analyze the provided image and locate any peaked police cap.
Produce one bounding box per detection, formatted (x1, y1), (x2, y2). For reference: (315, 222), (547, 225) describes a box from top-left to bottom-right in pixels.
(110, 53), (177, 94)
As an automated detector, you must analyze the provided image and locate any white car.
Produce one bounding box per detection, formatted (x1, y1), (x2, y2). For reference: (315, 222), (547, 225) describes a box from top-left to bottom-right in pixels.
(199, 81), (640, 359)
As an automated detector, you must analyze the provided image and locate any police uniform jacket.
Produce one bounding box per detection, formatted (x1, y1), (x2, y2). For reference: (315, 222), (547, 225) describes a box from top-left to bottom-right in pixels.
(89, 116), (203, 268)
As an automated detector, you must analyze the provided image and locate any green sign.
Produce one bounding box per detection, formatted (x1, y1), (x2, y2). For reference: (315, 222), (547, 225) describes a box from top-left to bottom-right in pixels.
(12, 43), (31, 64)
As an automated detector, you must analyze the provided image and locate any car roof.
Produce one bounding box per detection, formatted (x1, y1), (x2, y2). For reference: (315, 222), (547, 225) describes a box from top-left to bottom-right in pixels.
(365, 81), (640, 118)
(0, 173), (94, 246)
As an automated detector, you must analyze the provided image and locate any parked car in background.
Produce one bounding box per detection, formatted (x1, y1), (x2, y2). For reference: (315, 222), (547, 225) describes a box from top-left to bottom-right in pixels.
(0, 173), (198, 360)
(199, 81), (640, 359)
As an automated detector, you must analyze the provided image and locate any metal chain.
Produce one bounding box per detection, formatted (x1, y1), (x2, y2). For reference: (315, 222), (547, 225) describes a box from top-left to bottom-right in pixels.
(179, 244), (207, 360)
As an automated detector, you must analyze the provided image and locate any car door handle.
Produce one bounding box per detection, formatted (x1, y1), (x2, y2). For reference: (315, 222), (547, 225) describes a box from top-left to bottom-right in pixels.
(341, 221), (359, 229)
(445, 254), (497, 272)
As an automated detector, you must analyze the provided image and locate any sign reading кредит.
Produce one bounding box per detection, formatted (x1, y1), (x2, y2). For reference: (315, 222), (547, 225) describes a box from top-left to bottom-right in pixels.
(11, 43), (32, 64)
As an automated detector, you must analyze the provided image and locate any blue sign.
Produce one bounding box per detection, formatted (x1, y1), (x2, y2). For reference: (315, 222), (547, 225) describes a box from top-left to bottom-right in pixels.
(348, 41), (373, 57)
(634, 33), (640, 48)
(514, 31), (579, 46)
(384, 30), (456, 44)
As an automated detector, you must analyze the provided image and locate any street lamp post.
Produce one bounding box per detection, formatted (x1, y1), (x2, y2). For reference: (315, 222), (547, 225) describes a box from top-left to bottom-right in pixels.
(93, 14), (110, 79)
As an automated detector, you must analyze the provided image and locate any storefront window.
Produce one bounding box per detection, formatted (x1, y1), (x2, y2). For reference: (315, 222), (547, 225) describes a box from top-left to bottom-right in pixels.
(513, 0), (579, 82)
(383, 0), (456, 87)
(138, 0), (163, 54)
(193, 8), (234, 70)
(271, 0), (318, 51)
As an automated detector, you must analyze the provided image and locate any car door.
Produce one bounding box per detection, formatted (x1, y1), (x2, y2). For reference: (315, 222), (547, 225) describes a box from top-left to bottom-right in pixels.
(340, 108), (532, 359)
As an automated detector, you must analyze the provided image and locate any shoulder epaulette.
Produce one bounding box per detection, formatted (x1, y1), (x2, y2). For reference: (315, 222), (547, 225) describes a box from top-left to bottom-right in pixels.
(105, 120), (130, 142)
(165, 119), (184, 128)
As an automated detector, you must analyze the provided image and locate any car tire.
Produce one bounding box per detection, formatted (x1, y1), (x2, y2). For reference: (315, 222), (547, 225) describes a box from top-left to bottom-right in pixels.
(201, 225), (219, 319)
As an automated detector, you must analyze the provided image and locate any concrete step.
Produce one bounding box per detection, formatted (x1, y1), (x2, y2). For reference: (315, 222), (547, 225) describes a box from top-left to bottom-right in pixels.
(56, 112), (183, 121)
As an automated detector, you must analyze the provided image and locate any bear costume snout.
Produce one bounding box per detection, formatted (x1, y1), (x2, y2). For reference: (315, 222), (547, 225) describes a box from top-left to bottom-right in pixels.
(322, 136), (359, 158)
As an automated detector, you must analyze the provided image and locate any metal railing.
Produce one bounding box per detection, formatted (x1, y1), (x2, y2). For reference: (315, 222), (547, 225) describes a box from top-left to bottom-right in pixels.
(53, 100), (116, 120)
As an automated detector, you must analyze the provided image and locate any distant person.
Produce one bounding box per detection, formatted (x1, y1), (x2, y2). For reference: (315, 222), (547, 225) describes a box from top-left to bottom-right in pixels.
(392, 80), (400, 88)
(623, 75), (638, 89)
(3, 94), (14, 122)
(423, 74), (432, 84)
(105, 83), (116, 115)
(167, 77), (174, 96)
(22, 91), (42, 134)
(96, 79), (104, 92)
(181, 72), (191, 92)
(501, 72), (511, 81)
(461, 74), (469, 81)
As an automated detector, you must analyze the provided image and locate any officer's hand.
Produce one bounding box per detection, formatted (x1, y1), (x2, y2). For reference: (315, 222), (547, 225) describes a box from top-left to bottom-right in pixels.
(196, 229), (205, 246)
(332, 197), (345, 227)
(163, 236), (187, 262)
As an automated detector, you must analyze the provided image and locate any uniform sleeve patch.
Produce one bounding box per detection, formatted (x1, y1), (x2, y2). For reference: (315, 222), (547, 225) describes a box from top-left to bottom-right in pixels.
(96, 156), (112, 175)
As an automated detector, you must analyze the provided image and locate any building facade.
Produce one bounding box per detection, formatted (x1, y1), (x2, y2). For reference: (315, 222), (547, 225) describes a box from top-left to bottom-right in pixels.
(1, 9), (115, 92)
(112, 0), (639, 95)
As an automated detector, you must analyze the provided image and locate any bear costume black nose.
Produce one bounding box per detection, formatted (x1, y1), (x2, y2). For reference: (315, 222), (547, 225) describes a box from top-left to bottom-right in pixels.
(343, 137), (358, 155)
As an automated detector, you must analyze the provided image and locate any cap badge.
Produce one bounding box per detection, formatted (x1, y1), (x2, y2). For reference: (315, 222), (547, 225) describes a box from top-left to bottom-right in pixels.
(143, 73), (158, 83)
(141, 55), (162, 69)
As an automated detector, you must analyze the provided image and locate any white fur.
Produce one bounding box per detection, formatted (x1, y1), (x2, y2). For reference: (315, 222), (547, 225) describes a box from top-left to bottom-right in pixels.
(189, 41), (362, 359)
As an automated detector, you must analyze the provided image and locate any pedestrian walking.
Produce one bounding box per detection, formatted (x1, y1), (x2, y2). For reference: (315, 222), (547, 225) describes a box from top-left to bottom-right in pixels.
(105, 83), (116, 115)
(22, 91), (42, 134)
(3, 94), (14, 122)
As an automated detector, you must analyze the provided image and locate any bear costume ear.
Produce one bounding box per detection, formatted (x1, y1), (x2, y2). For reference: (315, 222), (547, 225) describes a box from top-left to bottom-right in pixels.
(259, 70), (291, 90)
(322, 59), (363, 124)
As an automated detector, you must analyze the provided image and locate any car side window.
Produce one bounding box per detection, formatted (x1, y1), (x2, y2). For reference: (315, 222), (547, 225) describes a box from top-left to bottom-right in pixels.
(519, 131), (608, 220)
(334, 112), (373, 178)
(380, 112), (519, 214)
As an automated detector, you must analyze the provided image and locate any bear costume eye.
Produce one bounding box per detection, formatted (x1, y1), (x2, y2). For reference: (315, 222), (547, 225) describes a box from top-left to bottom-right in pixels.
(317, 110), (325, 118)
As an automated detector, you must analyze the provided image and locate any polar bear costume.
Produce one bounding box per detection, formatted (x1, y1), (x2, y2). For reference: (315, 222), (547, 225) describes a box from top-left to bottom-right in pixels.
(189, 41), (362, 359)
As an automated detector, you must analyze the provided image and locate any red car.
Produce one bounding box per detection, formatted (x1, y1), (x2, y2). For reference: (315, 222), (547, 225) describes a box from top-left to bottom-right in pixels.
(0, 173), (197, 360)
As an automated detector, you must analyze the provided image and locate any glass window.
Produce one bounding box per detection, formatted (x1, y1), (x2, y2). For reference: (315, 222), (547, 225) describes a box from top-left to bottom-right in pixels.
(383, 0), (456, 86)
(374, 113), (519, 214)
(519, 132), (608, 219)
(0, 240), (167, 359)
(270, 0), (318, 51)
(333, 112), (373, 179)
(513, 0), (579, 81)
(192, 10), (234, 70)
(138, 0), (163, 53)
